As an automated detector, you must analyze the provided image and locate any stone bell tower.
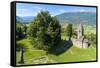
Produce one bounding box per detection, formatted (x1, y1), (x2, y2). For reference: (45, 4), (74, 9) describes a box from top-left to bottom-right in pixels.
(77, 23), (84, 39)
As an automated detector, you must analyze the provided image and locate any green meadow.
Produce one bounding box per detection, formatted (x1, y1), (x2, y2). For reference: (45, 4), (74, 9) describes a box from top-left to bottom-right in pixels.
(16, 37), (96, 65)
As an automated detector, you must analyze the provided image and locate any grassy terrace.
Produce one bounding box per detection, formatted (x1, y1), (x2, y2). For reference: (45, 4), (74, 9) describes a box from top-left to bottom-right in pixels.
(16, 35), (96, 65)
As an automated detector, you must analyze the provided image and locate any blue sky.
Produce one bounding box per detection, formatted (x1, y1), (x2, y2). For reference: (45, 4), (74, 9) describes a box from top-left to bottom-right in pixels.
(16, 3), (96, 17)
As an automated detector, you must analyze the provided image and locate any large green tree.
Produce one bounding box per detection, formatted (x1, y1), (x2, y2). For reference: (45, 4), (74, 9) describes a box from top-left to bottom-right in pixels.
(27, 11), (61, 51)
(47, 17), (61, 46)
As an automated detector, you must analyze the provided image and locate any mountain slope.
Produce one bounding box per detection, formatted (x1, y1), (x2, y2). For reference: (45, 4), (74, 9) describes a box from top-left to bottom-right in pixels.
(21, 16), (35, 23)
(16, 16), (34, 23)
(56, 12), (96, 25)
(16, 16), (23, 22)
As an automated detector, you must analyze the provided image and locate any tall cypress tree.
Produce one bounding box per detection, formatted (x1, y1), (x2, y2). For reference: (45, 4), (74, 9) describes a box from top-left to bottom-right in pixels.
(66, 24), (72, 40)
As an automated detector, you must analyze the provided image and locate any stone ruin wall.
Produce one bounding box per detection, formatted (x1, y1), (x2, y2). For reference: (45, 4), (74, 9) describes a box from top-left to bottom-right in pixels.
(71, 38), (88, 48)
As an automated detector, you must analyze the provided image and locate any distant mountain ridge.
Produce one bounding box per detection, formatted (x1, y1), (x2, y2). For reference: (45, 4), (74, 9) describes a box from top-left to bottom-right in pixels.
(56, 12), (96, 25)
(16, 12), (96, 25)
(16, 16), (34, 23)
(16, 16), (23, 22)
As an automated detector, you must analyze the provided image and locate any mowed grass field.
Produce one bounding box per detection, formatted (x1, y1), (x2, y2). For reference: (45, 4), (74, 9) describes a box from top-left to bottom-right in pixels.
(16, 38), (96, 65)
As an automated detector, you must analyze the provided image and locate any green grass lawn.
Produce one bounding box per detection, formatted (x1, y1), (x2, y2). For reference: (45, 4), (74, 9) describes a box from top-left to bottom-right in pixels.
(16, 38), (96, 65)
(48, 45), (96, 63)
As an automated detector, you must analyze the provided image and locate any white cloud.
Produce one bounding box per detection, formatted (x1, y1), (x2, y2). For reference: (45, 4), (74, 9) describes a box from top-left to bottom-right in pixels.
(31, 6), (44, 10)
(17, 6), (45, 17)
(78, 9), (86, 12)
(59, 9), (66, 13)
(17, 8), (39, 17)
(17, 8), (28, 12)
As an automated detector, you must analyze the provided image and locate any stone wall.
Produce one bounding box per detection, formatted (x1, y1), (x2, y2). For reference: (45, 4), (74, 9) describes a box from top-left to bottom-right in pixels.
(71, 38), (88, 48)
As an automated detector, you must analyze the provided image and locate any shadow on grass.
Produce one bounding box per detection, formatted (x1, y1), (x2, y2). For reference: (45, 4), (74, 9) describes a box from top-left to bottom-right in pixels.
(47, 39), (73, 56)
(88, 43), (91, 47)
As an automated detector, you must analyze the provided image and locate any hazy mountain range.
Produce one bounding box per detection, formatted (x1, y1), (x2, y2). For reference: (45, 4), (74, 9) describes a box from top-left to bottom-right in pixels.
(56, 12), (96, 25)
(16, 12), (96, 25)
(16, 16), (34, 23)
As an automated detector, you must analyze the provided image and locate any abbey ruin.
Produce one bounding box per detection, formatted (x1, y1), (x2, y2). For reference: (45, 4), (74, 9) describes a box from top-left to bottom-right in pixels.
(71, 24), (88, 48)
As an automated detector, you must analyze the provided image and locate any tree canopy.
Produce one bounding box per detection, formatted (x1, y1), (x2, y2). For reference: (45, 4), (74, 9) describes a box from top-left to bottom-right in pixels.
(66, 24), (72, 40)
(27, 11), (61, 51)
